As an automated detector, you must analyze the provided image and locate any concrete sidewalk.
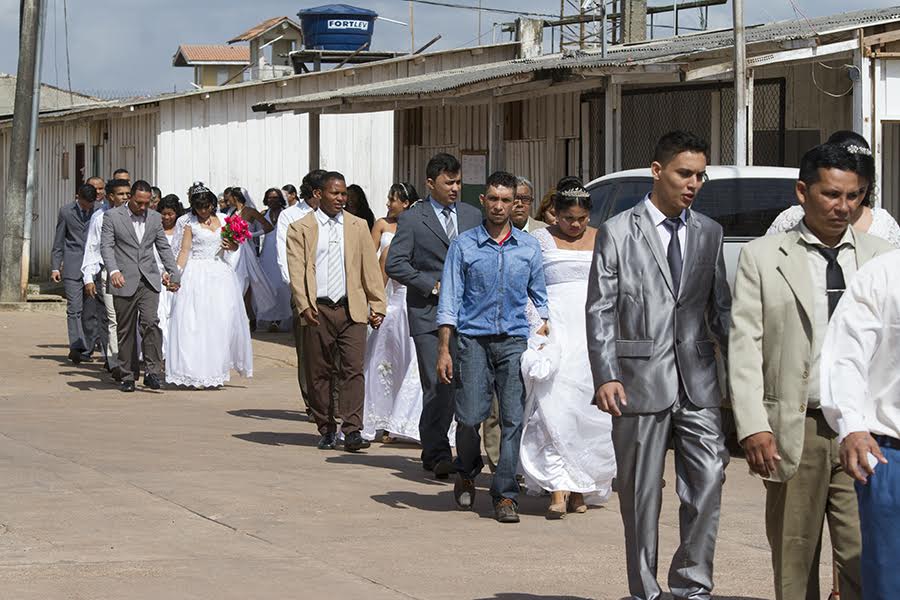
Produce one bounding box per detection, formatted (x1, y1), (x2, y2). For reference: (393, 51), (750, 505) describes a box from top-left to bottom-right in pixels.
(0, 312), (829, 599)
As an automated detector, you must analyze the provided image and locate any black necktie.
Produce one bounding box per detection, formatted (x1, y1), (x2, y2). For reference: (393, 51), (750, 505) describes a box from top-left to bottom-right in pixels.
(663, 217), (683, 294)
(818, 247), (846, 319)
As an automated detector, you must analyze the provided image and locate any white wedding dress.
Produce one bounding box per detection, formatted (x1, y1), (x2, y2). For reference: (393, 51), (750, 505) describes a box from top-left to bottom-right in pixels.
(255, 211), (293, 323)
(165, 218), (253, 388)
(519, 227), (616, 503)
(362, 232), (425, 442)
(154, 231), (177, 357)
(766, 204), (900, 248)
(233, 217), (278, 317)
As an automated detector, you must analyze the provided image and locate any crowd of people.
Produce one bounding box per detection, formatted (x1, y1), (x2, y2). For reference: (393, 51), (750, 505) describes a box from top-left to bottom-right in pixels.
(49, 129), (900, 600)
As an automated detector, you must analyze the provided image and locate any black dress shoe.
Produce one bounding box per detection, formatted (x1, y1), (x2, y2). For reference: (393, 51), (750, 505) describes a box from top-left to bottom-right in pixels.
(343, 431), (371, 453)
(111, 367), (123, 382)
(120, 380), (136, 393)
(68, 349), (83, 364)
(317, 432), (337, 450)
(433, 459), (456, 480)
(144, 374), (161, 390)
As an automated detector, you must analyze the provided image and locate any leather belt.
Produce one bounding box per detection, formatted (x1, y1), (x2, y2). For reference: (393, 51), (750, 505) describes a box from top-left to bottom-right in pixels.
(874, 434), (900, 450)
(316, 297), (347, 308)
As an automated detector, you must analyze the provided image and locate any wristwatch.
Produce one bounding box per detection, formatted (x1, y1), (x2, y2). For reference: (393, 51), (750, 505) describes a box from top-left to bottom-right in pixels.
(431, 283), (440, 296)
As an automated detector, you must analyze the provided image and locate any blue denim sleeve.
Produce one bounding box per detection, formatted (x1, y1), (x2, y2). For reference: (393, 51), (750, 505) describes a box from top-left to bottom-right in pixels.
(526, 244), (550, 321)
(435, 239), (464, 328)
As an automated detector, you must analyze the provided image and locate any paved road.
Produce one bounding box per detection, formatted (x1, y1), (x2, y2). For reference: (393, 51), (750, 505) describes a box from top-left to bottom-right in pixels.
(0, 311), (832, 599)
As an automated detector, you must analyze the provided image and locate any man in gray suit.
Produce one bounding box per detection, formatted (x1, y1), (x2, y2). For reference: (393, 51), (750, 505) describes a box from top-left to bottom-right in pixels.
(51, 183), (99, 364)
(101, 180), (180, 393)
(386, 153), (482, 478)
(586, 131), (731, 600)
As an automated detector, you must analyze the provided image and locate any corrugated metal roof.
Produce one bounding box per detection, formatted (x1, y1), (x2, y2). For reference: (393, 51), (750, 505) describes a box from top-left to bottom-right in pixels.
(255, 5), (900, 113)
(227, 16), (302, 44)
(173, 45), (251, 66)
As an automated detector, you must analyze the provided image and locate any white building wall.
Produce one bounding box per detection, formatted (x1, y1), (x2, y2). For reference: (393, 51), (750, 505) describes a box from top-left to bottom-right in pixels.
(320, 111), (395, 219)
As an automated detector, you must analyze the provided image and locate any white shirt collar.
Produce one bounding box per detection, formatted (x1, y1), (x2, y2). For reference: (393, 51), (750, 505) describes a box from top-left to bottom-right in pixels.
(644, 195), (687, 226)
(797, 219), (856, 250)
(315, 208), (343, 226)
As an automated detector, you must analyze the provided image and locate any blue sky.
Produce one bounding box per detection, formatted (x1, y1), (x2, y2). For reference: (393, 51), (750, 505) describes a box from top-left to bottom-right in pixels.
(0, 0), (896, 97)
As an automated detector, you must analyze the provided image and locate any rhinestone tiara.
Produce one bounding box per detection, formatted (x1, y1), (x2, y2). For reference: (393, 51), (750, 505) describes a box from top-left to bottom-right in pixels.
(559, 187), (591, 199)
(846, 144), (873, 157)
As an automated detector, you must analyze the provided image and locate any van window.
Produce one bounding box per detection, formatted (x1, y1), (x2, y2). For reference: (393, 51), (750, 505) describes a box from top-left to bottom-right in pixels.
(588, 183), (614, 224)
(693, 178), (796, 237)
(609, 179), (651, 216)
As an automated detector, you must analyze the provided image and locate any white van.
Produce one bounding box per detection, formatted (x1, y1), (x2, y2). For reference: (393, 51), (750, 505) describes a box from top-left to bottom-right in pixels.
(585, 166), (799, 288)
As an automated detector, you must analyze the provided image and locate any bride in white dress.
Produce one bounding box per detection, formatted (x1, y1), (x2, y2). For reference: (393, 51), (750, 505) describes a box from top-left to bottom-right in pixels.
(766, 131), (900, 248)
(362, 183), (424, 442)
(519, 179), (616, 518)
(166, 184), (253, 388)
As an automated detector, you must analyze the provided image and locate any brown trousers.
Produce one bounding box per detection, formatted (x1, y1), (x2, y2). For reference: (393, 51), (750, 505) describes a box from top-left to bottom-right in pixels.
(302, 302), (367, 436)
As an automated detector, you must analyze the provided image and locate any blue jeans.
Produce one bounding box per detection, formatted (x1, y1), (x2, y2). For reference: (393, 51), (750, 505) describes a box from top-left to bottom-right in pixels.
(856, 438), (900, 600)
(453, 334), (527, 503)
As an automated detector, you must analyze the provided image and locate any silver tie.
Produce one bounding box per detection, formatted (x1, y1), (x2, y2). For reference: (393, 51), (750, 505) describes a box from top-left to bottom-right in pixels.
(442, 206), (457, 241)
(327, 219), (343, 301)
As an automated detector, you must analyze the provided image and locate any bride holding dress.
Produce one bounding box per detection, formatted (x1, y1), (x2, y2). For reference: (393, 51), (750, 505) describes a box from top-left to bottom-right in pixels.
(165, 183), (253, 388)
(519, 177), (616, 518)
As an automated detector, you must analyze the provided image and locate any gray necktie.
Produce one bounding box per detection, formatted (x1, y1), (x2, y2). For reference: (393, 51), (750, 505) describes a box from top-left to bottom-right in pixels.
(442, 206), (457, 241)
(663, 217), (683, 294)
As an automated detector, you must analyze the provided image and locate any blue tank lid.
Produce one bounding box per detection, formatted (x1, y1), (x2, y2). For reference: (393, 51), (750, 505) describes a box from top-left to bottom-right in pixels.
(298, 4), (378, 17)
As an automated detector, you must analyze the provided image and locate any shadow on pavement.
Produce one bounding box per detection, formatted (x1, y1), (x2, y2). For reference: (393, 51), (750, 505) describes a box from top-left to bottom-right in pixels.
(325, 452), (451, 487)
(370, 489), (459, 512)
(228, 408), (309, 422)
(474, 595), (594, 600)
(232, 431), (320, 447)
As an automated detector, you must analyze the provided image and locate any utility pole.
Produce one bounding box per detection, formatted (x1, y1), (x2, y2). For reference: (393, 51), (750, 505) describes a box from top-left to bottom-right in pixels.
(409, 1), (415, 53)
(733, 0), (747, 166)
(1, 0), (44, 303)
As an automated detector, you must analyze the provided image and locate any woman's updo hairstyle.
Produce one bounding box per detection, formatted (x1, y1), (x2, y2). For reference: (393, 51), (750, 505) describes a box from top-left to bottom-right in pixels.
(389, 181), (420, 205)
(552, 176), (592, 213)
(826, 130), (876, 207)
(188, 182), (217, 216)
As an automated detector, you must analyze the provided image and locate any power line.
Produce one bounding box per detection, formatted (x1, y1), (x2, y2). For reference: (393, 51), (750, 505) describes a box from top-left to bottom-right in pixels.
(398, 0), (557, 19)
(62, 0), (73, 105)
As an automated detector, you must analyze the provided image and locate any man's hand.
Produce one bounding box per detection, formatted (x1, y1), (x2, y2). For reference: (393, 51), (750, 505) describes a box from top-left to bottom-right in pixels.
(301, 307), (320, 327)
(110, 272), (126, 289)
(840, 432), (888, 483)
(594, 381), (627, 416)
(51, 270), (61, 283)
(741, 432), (782, 477)
(84, 282), (96, 297)
(162, 272), (171, 286)
(368, 313), (384, 329)
(536, 321), (550, 337)
(437, 350), (453, 385)
(432, 281), (441, 296)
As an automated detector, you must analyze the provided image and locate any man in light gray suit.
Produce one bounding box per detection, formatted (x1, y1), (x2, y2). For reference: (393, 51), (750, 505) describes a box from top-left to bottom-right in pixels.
(51, 183), (99, 364)
(386, 153), (483, 478)
(586, 131), (731, 600)
(101, 180), (180, 393)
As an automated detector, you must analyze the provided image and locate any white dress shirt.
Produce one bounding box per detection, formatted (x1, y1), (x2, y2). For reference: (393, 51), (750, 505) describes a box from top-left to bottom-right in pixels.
(429, 196), (458, 237)
(314, 208), (345, 302)
(644, 196), (687, 261)
(130, 210), (146, 242)
(276, 200), (314, 284)
(797, 221), (857, 406)
(821, 249), (900, 442)
(80, 206), (108, 284)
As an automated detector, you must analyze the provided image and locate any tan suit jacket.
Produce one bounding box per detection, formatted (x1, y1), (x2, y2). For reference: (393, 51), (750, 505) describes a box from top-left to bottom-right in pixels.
(728, 227), (892, 482)
(285, 210), (387, 325)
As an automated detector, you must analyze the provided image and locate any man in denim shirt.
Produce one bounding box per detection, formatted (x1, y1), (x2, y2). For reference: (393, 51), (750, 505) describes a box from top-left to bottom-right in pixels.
(436, 170), (549, 523)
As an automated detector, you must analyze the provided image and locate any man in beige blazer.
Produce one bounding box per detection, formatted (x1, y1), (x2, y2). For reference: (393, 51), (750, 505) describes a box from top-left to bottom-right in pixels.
(729, 142), (893, 600)
(286, 171), (386, 453)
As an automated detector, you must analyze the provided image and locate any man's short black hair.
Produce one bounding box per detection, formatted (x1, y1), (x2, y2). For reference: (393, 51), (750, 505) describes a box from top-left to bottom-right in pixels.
(112, 168), (130, 178)
(315, 171), (346, 192)
(76, 183), (97, 202)
(301, 169), (328, 199)
(106, 178), (130, 194)
(426, 153), (461, 181)
(799, 142), (875, 189)
(131, 180), (153, 196)
(484, 171), (517, 193)
(652, 130), (709, 166)
(151, 186), (162, 199)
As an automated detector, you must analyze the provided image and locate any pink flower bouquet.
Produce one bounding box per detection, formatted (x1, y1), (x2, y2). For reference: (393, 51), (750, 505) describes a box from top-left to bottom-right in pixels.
(222, 214), (251, 246)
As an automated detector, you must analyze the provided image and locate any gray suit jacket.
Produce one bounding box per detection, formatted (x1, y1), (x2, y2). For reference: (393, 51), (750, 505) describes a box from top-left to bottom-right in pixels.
(586, 200), (731, 413)
(385, 198), (483, 336)
(51, 201), (95, 280)
(100, 204), (180, 297)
